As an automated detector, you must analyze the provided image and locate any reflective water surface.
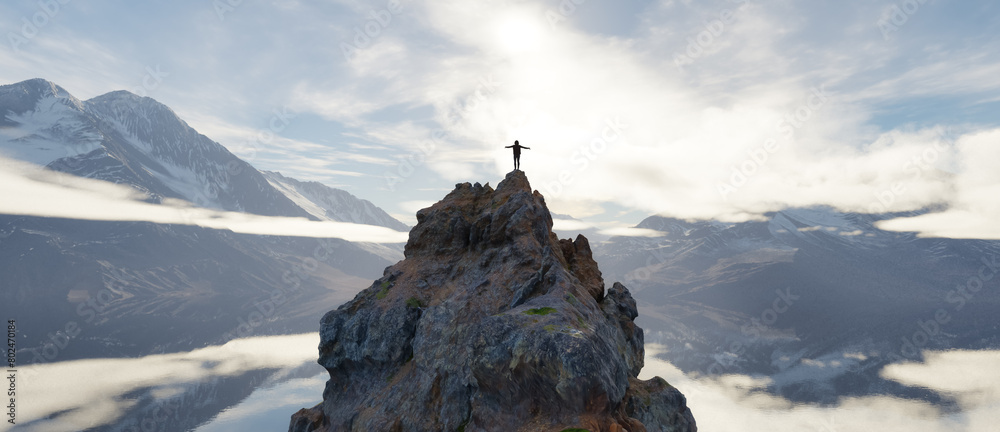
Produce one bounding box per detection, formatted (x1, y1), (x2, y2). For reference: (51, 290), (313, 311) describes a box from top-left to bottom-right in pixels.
(6, 335), (998, 432)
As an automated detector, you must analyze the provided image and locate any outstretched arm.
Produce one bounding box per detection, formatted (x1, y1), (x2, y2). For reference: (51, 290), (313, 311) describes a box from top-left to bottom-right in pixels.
(523, 146), (530, 149)
(505, 145), (513, 148)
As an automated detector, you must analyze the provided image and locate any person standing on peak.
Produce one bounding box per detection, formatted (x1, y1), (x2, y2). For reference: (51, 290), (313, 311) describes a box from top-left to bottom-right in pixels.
(505, 140), (530, 171)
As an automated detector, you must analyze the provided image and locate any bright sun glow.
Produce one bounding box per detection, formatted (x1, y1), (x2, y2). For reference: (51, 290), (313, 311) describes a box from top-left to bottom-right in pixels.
(495, 14), (544, 53)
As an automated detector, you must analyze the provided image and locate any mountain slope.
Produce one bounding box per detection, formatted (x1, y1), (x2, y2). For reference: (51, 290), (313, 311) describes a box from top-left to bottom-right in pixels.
(595, 207), (1000, 403)
(0, 78), (409, 228)
(0, 79), (102, 165)
(0, 78), (406, 361)
(0, 79), (313, 216)
(262, 170), (408, 231)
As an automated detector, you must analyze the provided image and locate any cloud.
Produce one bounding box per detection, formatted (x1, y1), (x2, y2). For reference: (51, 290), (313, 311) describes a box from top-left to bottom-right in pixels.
(878, 210), (1000, 240)
(877, 129), (1000, 239)
(882, 350), (1000, 430)
(0, 32), (127, 100)
(552, 216), (664, 238)
(15, 333), (320, 432)
(4, 0), (1000, 239)
(552, 217), (592, 232)
(281, 0), (1000, 238)
(399, 200), (437, 214)
(0, 157), (408, 243)
(22, 335), (999, 432)
(177, 111), (389, 185)
(640, 345), (1000, 432)
(598, 227), (666, 238)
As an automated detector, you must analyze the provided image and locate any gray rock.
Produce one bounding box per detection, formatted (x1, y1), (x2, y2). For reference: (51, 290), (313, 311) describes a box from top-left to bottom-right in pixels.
(290, 171), (697, 432)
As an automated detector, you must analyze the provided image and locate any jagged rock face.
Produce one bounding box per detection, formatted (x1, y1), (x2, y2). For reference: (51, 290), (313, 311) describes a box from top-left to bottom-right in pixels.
(290, 171), (696, 432)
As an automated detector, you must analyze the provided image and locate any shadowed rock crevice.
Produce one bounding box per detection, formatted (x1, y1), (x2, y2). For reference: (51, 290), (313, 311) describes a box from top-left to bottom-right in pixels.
(289, 171), (697, 432)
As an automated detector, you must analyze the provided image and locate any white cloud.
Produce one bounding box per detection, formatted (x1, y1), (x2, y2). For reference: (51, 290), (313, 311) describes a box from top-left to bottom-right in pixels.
(399, 200), (436, 214)
(278, 0), (1000, 238)
(877, 129), (1000, 239)
(882, 350), (1000, 430)
(4, 0), (1000, 239)
(552, 217), (592, 232)
(177, 111), (390, 184)
(0, 34), (126, 100)
(640, 345), (1000, 432)
(0, 157), (408, 243)
(16, 333), (320, 432)
(598, 227), (665, 238)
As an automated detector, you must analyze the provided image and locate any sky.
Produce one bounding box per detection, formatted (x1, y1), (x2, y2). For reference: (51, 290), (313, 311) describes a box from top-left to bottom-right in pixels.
(2, 0), (1000, 236)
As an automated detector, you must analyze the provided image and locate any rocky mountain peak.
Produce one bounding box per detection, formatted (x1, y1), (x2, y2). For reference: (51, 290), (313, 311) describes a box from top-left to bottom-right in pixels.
(0, 78), (85, 119)
(289, 171), (696, 432)
(405, 170), (550, 256)
(84, 89), (198, 152)
(1, 78), (72, 100)
(86, 89), (177, 122)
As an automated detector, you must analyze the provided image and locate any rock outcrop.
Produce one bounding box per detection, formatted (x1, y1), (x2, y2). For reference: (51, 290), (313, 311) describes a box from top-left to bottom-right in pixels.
(289, 171), (696, 432)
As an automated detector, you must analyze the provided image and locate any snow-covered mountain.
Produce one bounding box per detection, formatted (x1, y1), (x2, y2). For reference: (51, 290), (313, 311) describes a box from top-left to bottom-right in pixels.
(0, 80), (102, 165)
(595, 207), (1000, 403)
(262, 170), (408, 231)
(0, 78), (408, 231)
(0, 78), (407, 361)
(1, 79), (300, 216)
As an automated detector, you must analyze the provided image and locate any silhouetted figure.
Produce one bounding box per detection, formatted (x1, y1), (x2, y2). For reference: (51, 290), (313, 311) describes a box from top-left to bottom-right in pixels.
(505, 140), (530, 171)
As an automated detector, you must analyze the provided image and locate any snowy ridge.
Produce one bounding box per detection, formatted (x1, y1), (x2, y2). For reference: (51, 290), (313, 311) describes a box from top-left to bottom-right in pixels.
(768, 208), (899, 250)
(0, 78), (401, 227)
(84, 91), (250, 211)
(0, 80), (102, 165)
(596, 206), (1000, 403)
(262, 170), (408, 231)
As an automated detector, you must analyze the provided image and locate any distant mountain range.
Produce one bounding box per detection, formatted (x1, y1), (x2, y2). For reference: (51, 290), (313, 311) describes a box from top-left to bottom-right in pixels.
(4, 78), (998, 412)
(0, 78), (406, 361)
(594, 207), (1000, 403)
(262, 170), (408, 231)
(0, 78), (403, 228)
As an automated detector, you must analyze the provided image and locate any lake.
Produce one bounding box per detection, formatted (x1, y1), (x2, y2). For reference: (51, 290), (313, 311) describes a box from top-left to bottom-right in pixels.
(5, 334), (997, 432)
